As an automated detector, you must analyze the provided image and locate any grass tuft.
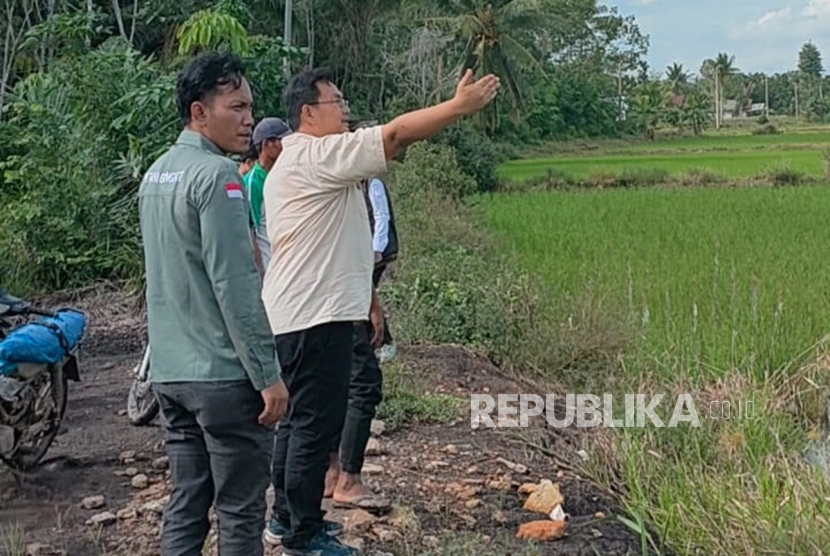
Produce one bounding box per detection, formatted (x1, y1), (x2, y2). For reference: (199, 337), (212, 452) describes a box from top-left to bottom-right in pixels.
(0, 523), (27, 556)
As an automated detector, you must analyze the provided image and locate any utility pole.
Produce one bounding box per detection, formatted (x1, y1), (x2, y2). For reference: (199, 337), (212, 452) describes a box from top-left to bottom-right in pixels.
(618, 62), (623, 121)
(765, 74), (769, 117)
(283, 0), (293, 77)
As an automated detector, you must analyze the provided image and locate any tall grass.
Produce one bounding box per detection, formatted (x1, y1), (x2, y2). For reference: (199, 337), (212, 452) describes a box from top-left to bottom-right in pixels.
(0, 523), (26, 556)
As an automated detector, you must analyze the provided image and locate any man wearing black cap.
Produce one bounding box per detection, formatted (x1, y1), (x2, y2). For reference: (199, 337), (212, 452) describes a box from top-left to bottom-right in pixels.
(243, 117), (292, 274)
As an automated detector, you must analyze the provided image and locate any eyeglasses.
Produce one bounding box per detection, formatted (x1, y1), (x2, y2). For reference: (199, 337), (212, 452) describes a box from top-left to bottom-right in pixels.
(309, 98), (349, 108)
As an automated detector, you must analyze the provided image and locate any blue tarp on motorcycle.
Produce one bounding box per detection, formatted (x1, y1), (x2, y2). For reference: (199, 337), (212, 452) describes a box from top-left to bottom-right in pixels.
(0, 309), (87, 376)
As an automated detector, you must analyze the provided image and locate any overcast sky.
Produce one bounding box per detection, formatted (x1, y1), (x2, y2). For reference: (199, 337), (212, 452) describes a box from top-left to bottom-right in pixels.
(616, 0), (830, 76)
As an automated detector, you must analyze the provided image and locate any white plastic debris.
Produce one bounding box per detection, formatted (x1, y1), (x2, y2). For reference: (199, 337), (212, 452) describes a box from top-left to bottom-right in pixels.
(549, 504), (567, 521)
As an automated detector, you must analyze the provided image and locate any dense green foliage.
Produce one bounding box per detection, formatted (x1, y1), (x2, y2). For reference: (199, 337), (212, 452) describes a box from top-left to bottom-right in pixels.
(0, 0), (654, 293)
(3, 3), (830, 295)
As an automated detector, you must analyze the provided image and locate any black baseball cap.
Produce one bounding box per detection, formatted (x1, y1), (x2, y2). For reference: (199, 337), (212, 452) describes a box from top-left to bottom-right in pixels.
(252, 117), (292, 146)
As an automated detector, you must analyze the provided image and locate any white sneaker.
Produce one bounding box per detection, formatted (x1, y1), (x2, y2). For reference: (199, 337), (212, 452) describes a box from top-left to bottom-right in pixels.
(376, 344), (397, 364)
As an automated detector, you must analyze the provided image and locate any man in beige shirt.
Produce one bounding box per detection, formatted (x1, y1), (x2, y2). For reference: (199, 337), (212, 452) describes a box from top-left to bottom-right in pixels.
(260, 67), (499, 555)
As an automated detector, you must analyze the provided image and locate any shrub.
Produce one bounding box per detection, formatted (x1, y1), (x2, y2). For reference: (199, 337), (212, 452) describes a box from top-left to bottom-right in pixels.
(680, 168), (726, 186)
(612, 167), (670, 188)
(764, 164), (807, 185)
(383, 142), (536, 358)
(390, 142), (477, 203)
(752, 123), (779, 135)
(381, 142), (624, 384)
(431, 122), (502, 193)
(0, 40), (179, 294)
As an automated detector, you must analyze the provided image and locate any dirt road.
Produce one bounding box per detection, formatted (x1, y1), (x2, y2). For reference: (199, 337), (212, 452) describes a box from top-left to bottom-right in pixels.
(0, 289), (669, 555)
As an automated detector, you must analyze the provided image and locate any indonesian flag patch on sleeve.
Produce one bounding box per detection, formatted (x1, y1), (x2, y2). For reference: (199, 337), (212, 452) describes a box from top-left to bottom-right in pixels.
(225, 182), (244, 200)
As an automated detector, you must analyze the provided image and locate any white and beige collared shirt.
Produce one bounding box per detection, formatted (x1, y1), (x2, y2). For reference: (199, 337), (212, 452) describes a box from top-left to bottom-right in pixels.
(260, 125), (388, 336)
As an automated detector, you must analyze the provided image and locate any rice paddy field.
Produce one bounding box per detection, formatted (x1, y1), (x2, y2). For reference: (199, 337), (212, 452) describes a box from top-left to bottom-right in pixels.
(486, 128), (830, 378)
(481, 184), (830, 379)
(477, 127), (830, 555)
(498, 129), (830, 182)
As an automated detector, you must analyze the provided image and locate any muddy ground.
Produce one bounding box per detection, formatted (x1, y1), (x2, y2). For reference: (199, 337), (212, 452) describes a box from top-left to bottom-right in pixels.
(0, 288), (670, 555)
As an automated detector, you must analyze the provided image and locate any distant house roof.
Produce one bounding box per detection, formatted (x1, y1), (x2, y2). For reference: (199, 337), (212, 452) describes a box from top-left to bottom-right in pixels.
(669, 94), (687, 107)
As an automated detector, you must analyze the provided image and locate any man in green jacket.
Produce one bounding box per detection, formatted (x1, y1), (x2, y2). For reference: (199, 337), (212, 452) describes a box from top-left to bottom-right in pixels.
(138, 51), (288, 556)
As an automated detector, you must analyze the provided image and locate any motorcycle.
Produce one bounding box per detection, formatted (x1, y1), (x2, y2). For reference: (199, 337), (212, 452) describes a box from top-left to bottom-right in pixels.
(0, 288), (86, 471)
(126, 344), (159, 426)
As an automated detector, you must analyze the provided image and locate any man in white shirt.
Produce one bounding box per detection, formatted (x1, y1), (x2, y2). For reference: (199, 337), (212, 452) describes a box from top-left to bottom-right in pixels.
(260, 66), (499, 555)
(365, 175), (397, 361)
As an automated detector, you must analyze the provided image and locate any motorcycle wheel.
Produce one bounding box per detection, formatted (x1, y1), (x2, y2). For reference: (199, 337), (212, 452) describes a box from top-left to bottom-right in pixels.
(127, 373), (159, 426)
(4, 364), (68, 471)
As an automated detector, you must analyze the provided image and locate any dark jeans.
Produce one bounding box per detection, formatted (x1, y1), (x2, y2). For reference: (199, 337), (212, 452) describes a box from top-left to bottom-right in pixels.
(271, 321), (353, 548)
(373, 263), (393, 345)
(154, 380), (272, 556)
(334, 322), (383, 473)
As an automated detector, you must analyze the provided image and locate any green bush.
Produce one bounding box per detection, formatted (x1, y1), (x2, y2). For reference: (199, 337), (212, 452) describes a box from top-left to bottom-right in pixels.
(383, 142), (543, 363)
(764, 164), (807, 185)
(431, 122), (502, 193)
(0, 36), (292, 295)
(752, 123), (779, 135)
(612, 167), (671, 188)
(390, 142), (477, 203)
(0, 39), (178, 293)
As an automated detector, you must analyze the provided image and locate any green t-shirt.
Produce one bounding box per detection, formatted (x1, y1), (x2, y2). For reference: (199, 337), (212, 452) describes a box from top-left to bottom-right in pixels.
(243, 162), (267, 229)
(243, 161), (271, 270)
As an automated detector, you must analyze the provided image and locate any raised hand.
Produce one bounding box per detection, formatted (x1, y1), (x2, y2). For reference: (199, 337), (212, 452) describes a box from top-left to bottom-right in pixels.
(452, 69), (501, 115)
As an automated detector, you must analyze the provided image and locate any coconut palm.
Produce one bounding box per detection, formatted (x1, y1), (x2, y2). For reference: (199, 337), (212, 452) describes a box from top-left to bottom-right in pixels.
(703, 52), (738, 127)
(665, 62), (691, 94)
(425, 0), (549, 129)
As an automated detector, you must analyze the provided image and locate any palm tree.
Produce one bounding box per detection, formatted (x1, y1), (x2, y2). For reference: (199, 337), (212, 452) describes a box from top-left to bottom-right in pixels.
(712, 52), (738, 127)
(631, 79), (669, 140)
(425, 0), (549, 130)
(665, 62), (691, 94)
(682, 90), (711, 135)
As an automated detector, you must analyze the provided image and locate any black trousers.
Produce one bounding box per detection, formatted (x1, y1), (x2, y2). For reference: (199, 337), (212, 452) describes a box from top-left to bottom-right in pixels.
(334, 322), (383, 473)
(155, 381), (272, 556)
(270, 321), (353, 549)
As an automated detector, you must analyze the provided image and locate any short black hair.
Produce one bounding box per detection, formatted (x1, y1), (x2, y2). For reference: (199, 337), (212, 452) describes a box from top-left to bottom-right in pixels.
(283, 67), (334, 131)
(176, 51), (246, 125)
